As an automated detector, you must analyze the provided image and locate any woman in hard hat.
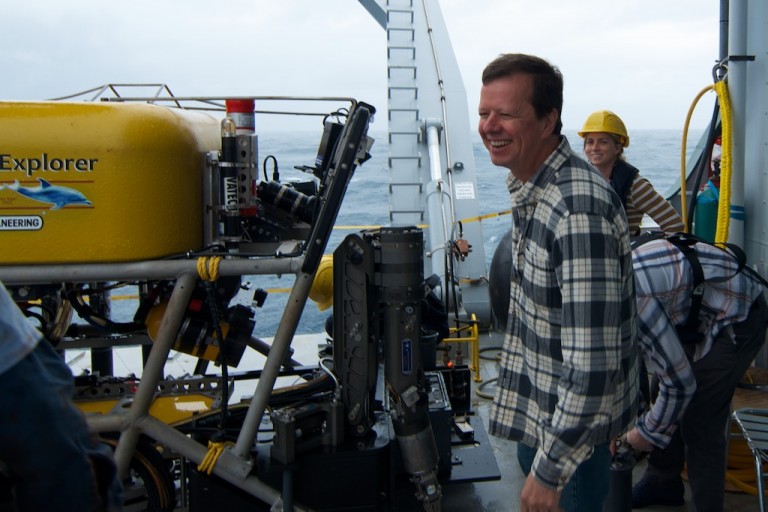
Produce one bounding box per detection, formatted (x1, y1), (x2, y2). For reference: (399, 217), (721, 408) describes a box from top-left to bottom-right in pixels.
(579, 110), (684, 237)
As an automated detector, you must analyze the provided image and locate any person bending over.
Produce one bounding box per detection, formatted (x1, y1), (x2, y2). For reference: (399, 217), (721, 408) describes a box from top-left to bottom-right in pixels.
(627, 235), (768, 511)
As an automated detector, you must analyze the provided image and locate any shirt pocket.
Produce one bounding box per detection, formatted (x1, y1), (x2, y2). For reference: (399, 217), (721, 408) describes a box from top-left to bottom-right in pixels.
(521, 244), (560, 310)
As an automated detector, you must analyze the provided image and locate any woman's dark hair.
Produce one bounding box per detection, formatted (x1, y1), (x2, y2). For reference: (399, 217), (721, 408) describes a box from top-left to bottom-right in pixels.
(482, 53), (563, 134)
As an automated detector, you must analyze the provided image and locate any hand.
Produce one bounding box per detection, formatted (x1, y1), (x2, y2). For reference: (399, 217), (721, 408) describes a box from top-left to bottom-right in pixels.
(625, 428), (654, 453)
(520, 473), (563, 512)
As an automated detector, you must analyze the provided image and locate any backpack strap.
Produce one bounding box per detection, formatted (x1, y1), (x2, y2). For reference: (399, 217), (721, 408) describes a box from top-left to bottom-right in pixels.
(630, 230), (667, 250)
(634, 232), (709, 344)
(722, 242), (747, 275)
(635, 231), (768, 344)
(665, 235), (705, 342)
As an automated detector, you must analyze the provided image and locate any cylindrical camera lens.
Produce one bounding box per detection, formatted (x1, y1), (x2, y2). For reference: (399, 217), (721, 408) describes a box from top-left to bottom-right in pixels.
(257, 181), (316, 224)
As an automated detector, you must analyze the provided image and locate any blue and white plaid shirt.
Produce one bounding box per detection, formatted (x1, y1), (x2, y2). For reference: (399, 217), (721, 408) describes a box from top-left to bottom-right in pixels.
(490, 137), (638, 491)
(632, 238), (766, 448)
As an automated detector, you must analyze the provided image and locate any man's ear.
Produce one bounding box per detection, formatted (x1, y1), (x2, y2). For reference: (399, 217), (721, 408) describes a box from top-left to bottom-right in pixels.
(543, 109), (559, 136)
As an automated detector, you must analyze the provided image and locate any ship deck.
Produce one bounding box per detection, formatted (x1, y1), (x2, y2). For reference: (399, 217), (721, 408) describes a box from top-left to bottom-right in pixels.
(55, 330), (766, 511)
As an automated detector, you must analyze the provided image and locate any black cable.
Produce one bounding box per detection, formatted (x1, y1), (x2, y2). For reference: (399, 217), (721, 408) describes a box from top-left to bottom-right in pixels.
(64, 284), (144, 333)
(479, 345), (503, 361)
(476, 377), (497, 400)
(263, 155), (278, 182)
(203, 283), (229, 441)
(685, 101), (721, 232)
(321, 108), (349, 126)
(445, 242), (461, 322)
(21, 310), (47, 335)
(476, 346), (503, 399)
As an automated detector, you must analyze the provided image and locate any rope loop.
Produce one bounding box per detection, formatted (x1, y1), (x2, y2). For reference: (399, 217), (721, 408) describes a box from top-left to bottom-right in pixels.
(196, 256), (222, 282)
(712, 59), (728, 83)
(197, 440), (234, 475)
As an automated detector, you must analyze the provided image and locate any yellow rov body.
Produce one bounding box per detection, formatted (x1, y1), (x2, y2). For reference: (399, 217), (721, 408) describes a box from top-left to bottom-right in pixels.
(0, 101), (220, 264)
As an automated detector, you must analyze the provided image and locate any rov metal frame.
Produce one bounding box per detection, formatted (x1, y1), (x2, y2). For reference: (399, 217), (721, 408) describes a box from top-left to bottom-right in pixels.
(0, 96), (375, 511)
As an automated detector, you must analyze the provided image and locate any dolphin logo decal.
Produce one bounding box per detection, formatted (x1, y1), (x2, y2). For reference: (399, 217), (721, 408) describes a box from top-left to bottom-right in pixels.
(2, 179), (92, 210)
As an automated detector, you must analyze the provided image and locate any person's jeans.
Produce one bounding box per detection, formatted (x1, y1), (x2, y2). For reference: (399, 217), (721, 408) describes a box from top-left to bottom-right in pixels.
(517, 441), (611, 512)
(0, 340), (122, 511)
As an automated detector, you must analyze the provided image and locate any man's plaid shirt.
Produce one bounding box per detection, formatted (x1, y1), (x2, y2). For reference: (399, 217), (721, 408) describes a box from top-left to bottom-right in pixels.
(489, 137), (639, 491)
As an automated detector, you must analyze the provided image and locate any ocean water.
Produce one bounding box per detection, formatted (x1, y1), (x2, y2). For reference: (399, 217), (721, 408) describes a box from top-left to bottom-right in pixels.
(92, 126), (705, 379)
(102, 128), (703, 343)
(236, 127), (704, 338)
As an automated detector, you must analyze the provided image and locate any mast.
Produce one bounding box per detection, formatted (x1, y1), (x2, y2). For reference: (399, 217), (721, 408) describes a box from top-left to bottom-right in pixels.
(735, 0), (768, 278)
(727, 0), (747, 248)
(359, 0), (491, 326)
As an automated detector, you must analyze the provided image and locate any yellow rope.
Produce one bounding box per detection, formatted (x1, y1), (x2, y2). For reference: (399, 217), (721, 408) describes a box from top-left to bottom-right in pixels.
(680, 84), (715, 231)
(726, 435), (768, 497)
(713, 80), (733, 245)
(330, 210), (513, 231)
(197, 440), (233, 475)
(459, 209), (512, 225)
(196, 256), (222, 282)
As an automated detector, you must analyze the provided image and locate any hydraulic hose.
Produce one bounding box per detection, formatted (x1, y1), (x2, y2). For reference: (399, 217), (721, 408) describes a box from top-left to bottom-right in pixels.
(680, 85), (715, 231)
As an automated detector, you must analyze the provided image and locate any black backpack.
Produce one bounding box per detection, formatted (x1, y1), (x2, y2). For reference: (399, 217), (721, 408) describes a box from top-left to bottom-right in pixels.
(632, 231), (753, 344)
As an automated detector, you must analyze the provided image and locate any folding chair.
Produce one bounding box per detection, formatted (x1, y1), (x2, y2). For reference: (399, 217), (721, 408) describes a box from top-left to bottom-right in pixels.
(731, 408), (768, 511)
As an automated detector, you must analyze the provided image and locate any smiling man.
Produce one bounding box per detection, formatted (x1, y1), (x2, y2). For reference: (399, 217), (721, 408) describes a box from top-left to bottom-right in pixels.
(480, 53), (639, 512)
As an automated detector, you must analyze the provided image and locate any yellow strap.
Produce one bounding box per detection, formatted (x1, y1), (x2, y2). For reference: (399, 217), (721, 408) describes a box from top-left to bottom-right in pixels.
(196, 256), (222, 282)
(197, 440), (233, 475)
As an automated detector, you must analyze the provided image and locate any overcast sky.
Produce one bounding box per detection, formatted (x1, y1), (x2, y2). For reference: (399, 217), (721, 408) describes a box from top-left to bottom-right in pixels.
(2, 0), (722, 132)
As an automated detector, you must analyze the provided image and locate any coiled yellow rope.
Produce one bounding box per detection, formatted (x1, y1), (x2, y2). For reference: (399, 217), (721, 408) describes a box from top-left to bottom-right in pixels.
(713, 80), (733, 245)
(197, 440), (234, 475)
(196, 256), (222, 282)
(726, 427), (768, 497)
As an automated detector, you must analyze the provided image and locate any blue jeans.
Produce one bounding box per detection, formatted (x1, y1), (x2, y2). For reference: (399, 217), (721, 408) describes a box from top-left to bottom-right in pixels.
(517, 441), (611, 512)
(0, 341), (122, 511)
